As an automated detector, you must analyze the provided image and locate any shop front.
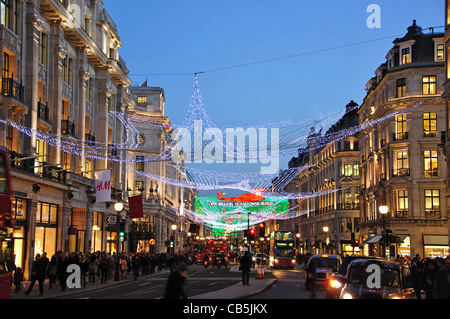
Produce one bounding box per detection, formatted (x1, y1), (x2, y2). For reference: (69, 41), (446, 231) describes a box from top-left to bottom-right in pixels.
(423, 235), (449, 258)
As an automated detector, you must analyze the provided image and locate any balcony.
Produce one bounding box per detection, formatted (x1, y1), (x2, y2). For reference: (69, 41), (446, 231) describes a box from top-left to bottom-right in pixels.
(85, 132), (95, 147)
(336, 203), (360, 210)
(393, 132), (408, 141)
(423, 131), (438, 138)
(395, 210), (408, 218)
(424, 169), (438, 178)
(2, 77), (24, 101)
(392, 168), (410, 177)
(425, 210), (441, 219)
(38, 101), (49, 122)
(62, 119), (75, 136)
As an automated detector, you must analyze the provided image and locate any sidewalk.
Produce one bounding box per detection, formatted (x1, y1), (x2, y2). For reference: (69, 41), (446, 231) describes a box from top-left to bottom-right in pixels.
(9, 264), (277, 300)
(9, 268), (171, 299)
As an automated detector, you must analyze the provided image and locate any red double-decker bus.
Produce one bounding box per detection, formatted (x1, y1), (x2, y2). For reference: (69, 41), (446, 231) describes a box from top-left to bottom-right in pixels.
(208, 238), (227, 254)
(0, 147), (14, 299)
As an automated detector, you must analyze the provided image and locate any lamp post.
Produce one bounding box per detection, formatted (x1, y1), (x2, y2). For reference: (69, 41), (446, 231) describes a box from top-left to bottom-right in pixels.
(171, 224), (177, 254)
(379, 205), (388, 258)
(114, 201), (123, 281)
(323, 226), (329, 254)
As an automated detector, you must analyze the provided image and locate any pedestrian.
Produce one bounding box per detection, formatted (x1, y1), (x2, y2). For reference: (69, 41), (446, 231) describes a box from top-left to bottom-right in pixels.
(47, 254), (57, 289)
(305, 252), (316, 299)
(25, 254), (46, 296)
(99, 252), (108, 283)
(239, 251), (251, 286)
(163, 261), (188, 299)
(13, 267), (23, 293)
(433, 255), (450, 299)
(89, 252), (98, 282)
(120, 256), (128, 280)
(79, 254), (89, 288)
(57, 252), (68, 292)
(132, 254), (140, 280)
(421, 259), (438, 299)
(410, 259), (422, 299)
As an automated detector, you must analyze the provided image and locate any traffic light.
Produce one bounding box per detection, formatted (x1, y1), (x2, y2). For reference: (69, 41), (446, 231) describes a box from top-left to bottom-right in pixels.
(119, 231), (127, 241)
(249, 228), (256, 241)
(170, 236), (174, 247)
(258, 222), (265, 238)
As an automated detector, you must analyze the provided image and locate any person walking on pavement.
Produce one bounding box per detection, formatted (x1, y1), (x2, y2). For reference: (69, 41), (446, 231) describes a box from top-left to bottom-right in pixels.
(163, 261), (188, 299)
(25, 254), (46, 296)
(433, 255), (450, 299)
(305, 252), (317, 299)
(57, 251), (68, 292)
(13, 267), (23, 293)
(239, 251), (251, 286)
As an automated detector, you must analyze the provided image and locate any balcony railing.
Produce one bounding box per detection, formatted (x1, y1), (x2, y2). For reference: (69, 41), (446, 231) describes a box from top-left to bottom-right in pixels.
(62, 119), (75, 136)
(38, 101), (49, 122)
(424, 169), (438, 178)
(393, 132), (408, 141)
(395, 210), (408, 218)
(392, 168), (410, 177)
(2, 77), (24, 101)
(336, 203), (360, 210)
(425, 210), (441, 219)
(423, 131), (438, 138)
(85, 132), (95, 146)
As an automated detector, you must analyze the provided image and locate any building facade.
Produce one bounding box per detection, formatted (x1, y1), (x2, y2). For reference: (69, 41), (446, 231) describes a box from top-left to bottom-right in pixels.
(0, 0), (194, 279)
(286, 101), (361, 256)
(443, 0), (450, 252)
(358, 21), (448, 258)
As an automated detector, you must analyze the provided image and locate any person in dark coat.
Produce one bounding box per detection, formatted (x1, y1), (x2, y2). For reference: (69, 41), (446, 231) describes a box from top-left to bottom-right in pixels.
(57, 252), (69, 292)
(433, 256), (450, 299)
(239, 251), (252, 286)
(25, 254), (46, 296)
(163, 262), (188, 299)
(305, 253), (317, 299)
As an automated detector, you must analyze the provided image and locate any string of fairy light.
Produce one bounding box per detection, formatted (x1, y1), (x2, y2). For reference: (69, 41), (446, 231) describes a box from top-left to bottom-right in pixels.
(1, 76), (429, 229)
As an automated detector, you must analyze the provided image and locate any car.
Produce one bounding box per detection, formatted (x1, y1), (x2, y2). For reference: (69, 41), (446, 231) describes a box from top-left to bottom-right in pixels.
(339, 259), (416, 299)
(252, 253), (266, 265)
(326, 256), (384, 299)
(306, 254), (342, 288)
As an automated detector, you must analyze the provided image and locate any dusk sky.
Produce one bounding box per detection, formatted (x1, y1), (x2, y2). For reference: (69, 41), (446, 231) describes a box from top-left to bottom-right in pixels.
(105, 0), (444, 193)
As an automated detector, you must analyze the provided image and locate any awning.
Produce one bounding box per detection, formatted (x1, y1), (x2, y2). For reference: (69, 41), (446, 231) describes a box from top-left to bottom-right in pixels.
(366, 235), (382, 244)
(423, 235), (449, 246)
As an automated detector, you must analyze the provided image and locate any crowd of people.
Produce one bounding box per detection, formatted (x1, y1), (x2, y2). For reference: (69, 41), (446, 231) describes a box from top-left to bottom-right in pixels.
(10, 250), (198, 297)
(409, 254), (450, 299)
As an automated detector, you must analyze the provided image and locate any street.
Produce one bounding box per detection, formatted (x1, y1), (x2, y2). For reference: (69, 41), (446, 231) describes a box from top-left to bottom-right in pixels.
(53, 264), (248, 299)
(245, 267), (326, 299)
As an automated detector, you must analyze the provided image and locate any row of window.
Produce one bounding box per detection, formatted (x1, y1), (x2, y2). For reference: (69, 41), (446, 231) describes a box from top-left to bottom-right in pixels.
(392, 149), (439, 178)
(395, 189), (440, 213)
(396, 75), (438, 98)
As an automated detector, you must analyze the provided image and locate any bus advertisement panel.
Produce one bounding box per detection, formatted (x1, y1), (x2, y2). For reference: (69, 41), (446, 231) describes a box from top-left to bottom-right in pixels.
(269, 231), (296, 269)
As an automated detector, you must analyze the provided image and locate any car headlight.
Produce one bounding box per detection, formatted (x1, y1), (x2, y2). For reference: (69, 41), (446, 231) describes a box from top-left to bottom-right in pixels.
(342, 293), (353, 299)
(292, 259), (296, 263)
(329, 279), (342, 289)
(252, 257), (256, 261)
(274, 258), (278, 263)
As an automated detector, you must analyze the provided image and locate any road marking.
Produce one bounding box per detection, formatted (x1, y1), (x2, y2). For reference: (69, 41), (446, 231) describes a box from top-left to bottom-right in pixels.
(208, 281), (219, 286)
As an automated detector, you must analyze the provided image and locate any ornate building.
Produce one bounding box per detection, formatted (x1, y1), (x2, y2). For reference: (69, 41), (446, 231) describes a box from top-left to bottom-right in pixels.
(0, 0), (193, 279)
(287, 101), (361, 256)
(358, 21), (448, 258)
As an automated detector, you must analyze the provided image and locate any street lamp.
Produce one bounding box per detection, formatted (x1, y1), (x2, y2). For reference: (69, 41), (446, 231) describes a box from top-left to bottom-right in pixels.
(114, 201), (124, 281)
(114, 201), (124, 212)
(323, 226), (329, 253)
(379, 205), (388, 258)
(171, 224), (177, 253)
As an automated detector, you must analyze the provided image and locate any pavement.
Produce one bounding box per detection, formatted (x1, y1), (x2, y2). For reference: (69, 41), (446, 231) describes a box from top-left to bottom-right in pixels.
(8, 263), (277, 300)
